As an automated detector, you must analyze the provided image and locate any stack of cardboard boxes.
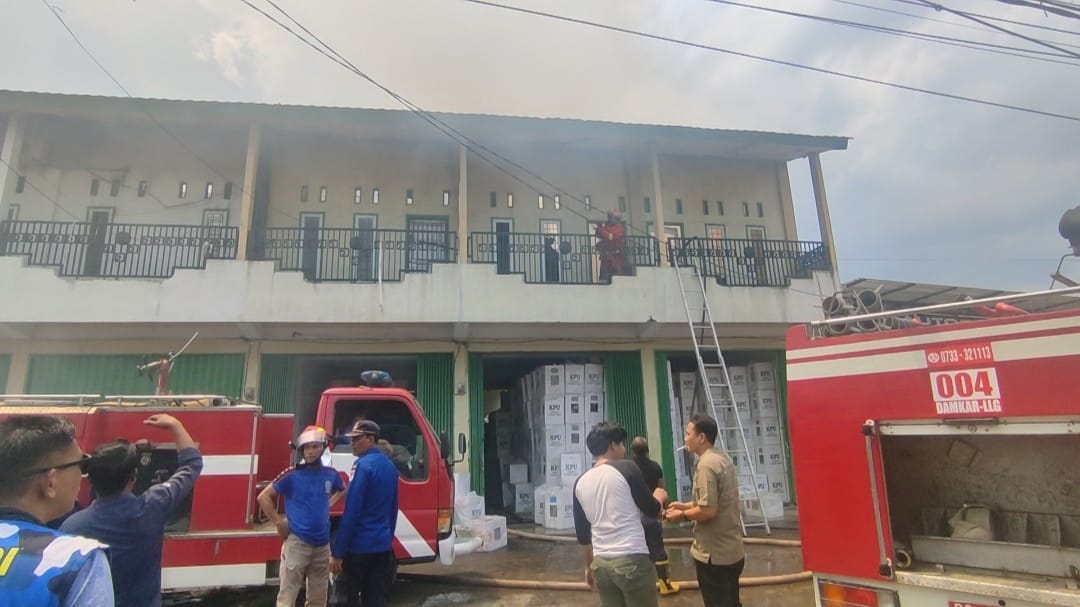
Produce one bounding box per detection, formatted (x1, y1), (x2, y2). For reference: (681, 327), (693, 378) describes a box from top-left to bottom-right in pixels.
(453, 472), (508, 552)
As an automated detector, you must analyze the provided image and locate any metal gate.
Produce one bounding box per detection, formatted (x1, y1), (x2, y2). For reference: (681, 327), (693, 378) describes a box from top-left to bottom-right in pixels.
(26, 354), (245, 397)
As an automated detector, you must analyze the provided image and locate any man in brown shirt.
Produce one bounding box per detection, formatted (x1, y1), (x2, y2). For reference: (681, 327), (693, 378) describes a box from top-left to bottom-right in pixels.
(664, 414), (744, 606)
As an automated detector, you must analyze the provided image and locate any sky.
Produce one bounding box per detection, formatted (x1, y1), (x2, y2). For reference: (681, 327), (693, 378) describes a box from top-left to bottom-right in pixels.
(2, 0), (1079, 291)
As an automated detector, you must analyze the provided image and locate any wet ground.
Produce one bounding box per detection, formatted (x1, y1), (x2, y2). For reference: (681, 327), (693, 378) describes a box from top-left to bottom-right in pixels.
(180, 526), (814, 606)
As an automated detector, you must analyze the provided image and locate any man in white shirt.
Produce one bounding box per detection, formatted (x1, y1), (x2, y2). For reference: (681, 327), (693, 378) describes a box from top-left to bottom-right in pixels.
(573, 422), (668, 607)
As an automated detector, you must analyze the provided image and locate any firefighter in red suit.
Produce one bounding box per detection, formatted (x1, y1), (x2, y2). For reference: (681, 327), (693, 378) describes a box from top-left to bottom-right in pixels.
(595, 210), (628, 283)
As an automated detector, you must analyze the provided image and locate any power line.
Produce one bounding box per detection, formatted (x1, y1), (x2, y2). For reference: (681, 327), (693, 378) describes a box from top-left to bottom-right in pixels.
(993, 0), (1080, 20)
(703, 0), (1080, 65)
(910, 0), (1080, 59)
(458, 0), (1080, 123)
(866, 0), (1080, 36)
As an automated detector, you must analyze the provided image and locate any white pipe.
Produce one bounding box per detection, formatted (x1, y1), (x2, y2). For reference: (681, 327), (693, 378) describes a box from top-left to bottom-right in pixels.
(452, 536), (483, 557)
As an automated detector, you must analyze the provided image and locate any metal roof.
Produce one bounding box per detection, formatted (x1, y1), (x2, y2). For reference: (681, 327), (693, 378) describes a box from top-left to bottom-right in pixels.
(844, 277), (1080, 316)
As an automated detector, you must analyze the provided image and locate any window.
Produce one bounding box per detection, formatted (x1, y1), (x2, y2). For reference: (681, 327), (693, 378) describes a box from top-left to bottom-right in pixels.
(647, 222), (683, 239)
(137, 181), (148, 198)
(644, 197), (651, 213)
(702, 200), (709, 216)
(110, 178), (121, 197)
(742, 201), (750, 217)
(202, 209), (227, 227)
(675, 199), (683, 215)
(538, 194), (545, 210)
(354, 187), (363, 205)
(15, 176), (26, 194)
(5, 204), (20, 221)
(300, 185), (309, 203)
(489, 191), (497, 208)
(717, 200), (725, 216)
(178, 181), (187, 199)
(372, 188), (380, 205)
(747, 225), (767, 240)
(507, 193), (514, 208)
(90, 178), (100, 197)
(319, 186), (328, 203)
(706, 224), (727, 239)
(405, 189), (413, 205)
(223, 182), (233, 200)
(554, 194), (561, 210)
(205, 182), (214, 199)
(584, 195), (591, 210)
(540, 219), (560, 236)
(443, 190), (451, 207)
(756, 202), (764, 218)
(618, 196), (626, 212)
(331, 399), (429, 481)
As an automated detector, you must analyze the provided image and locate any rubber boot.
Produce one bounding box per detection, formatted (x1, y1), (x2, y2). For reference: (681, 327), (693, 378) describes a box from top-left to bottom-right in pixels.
(655, 560), (680, 595)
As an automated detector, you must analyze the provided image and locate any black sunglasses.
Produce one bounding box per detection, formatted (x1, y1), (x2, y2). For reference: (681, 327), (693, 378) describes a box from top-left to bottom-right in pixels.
(23, 453), (93, 478)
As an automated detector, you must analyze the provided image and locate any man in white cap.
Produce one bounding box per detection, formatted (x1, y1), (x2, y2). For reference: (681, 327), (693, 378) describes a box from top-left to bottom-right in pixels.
(258, 426), (346, 607)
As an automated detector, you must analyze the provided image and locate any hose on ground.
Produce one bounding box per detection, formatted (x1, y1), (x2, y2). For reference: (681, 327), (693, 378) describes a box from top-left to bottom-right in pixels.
(506, 527), (801, 548)
(398, 570), (813, 591)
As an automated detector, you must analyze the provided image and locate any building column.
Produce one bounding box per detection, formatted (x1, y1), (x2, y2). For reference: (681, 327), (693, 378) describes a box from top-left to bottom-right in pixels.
(452, 347), (470, 460)
(237, 125), (261, 261)
(457, 144), (468, 264)
(639, 346), (663, 457)
(242, 339), (262, 402)
(777, 163), (798, 241)
(808, 153), (839, 274)
(650, 151), (668, 266)
(0, 114), (25, 208)
(5, 342), (30, 393)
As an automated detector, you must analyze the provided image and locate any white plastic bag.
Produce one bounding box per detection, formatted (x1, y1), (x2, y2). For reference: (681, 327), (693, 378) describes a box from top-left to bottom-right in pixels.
(948, 504), (995, 541)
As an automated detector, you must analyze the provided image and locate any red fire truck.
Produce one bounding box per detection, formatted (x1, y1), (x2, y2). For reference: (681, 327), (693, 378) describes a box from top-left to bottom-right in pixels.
(0, 373), (463, 592)
(786, 289), (1080, 607)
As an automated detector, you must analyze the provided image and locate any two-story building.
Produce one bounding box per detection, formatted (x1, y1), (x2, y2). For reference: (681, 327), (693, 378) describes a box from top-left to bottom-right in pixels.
(0, 90), (846, 503)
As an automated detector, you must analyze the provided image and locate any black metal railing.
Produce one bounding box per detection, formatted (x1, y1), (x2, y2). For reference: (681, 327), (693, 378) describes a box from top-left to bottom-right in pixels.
(667, 237), (830, 287)
(259, 227), (458, 282)
(0, 220), (239, 279)
(468, 232), (661, 285)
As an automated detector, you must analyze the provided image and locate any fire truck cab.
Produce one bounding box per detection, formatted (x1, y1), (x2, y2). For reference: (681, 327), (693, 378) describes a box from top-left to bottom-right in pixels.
(786, 295), (1080, 607)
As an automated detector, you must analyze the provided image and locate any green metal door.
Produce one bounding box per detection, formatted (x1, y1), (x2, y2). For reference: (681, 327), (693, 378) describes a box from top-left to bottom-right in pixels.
(604, 350), (647, 441)
(0, 355), (10, 393)
(468, 352), (485, 494)
(26, 354), (245, 397)
(416, 353), (454, 437)
(258, 354), (301, 414)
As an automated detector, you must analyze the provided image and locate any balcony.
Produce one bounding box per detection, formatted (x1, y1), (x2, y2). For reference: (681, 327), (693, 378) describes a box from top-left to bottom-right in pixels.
(668, 237), (831, 287)
(257, 227), (458, 282)
(0, 220), (238, 279)
(468, 232), (661, 285)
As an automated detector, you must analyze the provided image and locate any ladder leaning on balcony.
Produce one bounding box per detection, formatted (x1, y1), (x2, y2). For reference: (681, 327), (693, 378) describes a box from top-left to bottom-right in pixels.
(669, 240), (772, 535)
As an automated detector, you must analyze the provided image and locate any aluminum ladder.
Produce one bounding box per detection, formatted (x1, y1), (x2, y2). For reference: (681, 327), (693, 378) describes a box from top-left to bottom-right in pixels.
(670, 240), (772, 535)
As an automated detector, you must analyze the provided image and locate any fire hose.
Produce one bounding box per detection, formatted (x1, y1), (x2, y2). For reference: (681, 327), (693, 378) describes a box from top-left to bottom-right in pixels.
(397, 529), (810, 591)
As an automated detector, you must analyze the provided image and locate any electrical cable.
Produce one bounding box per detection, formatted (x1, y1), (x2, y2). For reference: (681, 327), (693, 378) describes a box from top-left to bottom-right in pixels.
(910, 0), (1080, 58)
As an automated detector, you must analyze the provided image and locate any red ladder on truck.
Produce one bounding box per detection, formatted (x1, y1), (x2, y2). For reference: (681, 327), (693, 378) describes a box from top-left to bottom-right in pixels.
(670, 241), (771, 534)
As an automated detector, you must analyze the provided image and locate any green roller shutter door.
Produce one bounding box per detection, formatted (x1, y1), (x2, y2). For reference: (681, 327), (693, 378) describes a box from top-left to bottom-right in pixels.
(0, 355), (10, 393)
(604, 351), (647, 441)
(468, 352), (485, 494)
(258, 354), (301, 414)
(653, 351), (678, 496)
(416, 353), (454, 438)
(26, 354), (245, 397)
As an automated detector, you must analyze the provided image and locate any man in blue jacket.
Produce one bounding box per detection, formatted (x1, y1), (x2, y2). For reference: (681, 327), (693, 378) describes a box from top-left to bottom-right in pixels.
(330, 420), (399, 607)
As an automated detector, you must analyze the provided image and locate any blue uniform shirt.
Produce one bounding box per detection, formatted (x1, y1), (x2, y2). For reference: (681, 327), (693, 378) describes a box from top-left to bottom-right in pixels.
(331, 449), (399, 558)
(271, 463), (344, 546)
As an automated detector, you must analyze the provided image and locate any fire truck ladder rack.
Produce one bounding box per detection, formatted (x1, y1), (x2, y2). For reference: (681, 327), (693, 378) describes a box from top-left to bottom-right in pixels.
(670, 241), (772, 535)
(0, 394), (236, 407)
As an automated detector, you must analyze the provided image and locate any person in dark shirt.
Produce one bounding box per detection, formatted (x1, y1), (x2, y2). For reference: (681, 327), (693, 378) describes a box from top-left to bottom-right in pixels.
(330, 420), (399, 607)
(259, 425), (345, 607)
(630, 436), (679, 595)
(62, 413), (203, 607)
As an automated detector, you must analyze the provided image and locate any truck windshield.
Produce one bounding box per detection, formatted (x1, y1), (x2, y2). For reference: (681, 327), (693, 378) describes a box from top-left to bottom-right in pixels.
(331, 398), (428, 482)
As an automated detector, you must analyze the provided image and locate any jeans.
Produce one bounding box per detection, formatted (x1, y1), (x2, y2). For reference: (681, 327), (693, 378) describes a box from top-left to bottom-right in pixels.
(695, 557), (744, 607)
(591, 553), (658, 607)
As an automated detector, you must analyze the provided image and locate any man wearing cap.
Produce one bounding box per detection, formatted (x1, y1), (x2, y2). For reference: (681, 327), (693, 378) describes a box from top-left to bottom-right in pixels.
(258, 426), (346, 607)
(61, 413), (201, 607)
(330, 420), (399, 607)
(595, 210), (629, 283)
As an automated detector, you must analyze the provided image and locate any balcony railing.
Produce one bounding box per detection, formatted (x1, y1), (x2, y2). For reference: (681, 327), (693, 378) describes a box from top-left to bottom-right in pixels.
(258, 227), (458, 282)
(0, 220), (238, 279)
(468, 232), (661, 285)
(668, 237), (830, 287)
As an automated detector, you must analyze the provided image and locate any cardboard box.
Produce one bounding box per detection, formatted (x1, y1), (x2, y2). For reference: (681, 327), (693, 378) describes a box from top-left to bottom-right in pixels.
(741, 493), (784, 520)
(542, 365), (565, 398)
(737, 474), (754, 495)
(677, 474), (693, 503)
(544, 425), (566, 452)
(753, 418), (783, 447)
(767, 471), (789, 500)
(544, 397), (565, 426)
(566, 423), (586, 453)
(749, 362), (776, 388)
(514, 484), (533, 514)
(545, 457), (562, 487)
(757, 444), (786, 468)
(466, 515), (508, 552)
(506, 463), (529, 485)
(585, 364), (605, 392)
(500, 482), (514, 509)
(564, 364), (585, 395)
(751, 390), (779, 420)
(455, 493), (485, 525)
(454, 472), (471, 502)
(565, 394), (586, 426)
(533, 485), (549, 525)
(704, 367), (726, 389)
(585, 393), (605, 429)
(560, 453), (583, 485)
(727, 366), (749, 393)
(546, 487), (575, 530)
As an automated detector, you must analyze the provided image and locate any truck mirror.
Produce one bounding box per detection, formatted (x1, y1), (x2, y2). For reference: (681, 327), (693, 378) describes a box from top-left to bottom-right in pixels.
(457, 433), (467, 456)
(439, 431), (451, 460)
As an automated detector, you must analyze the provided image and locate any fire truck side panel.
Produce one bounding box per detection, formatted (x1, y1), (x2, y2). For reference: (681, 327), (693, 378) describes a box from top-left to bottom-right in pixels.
(160, 534), (281, 590)
(255, 414), (296, 487)
(786, 311), (1080, 584)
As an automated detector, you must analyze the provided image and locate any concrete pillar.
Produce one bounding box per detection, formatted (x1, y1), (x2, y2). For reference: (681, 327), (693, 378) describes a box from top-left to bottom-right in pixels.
(639, 346), (663, 456)
(242, 339), (262, 402)
(777, 163), (798, 241)
(5, 342), (30, 393)
(236, 125), (261, 261)
(650, 151), (668, 266)
(452, 347), (470, 456)
(808, 153), (839, 273)
(0, 114), (25, 208)
(456, 144), (468, 263)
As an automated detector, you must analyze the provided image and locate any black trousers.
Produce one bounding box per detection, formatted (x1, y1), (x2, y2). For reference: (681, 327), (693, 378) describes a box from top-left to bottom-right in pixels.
(642, 515), (668, 562)
(337, 551), (394, 607)
(694, 557), (744, 607)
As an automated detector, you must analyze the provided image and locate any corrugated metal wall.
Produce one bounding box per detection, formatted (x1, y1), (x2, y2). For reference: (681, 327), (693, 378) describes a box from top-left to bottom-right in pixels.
(25, 354), (245, 397)
(416, 353), (454, 438)
(0, 355), (10, 393)
(468, 352), (485, 494)
(258, 354), (300, 414)
(604, 350), (647, 441)
(653, 351), (678, 496)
